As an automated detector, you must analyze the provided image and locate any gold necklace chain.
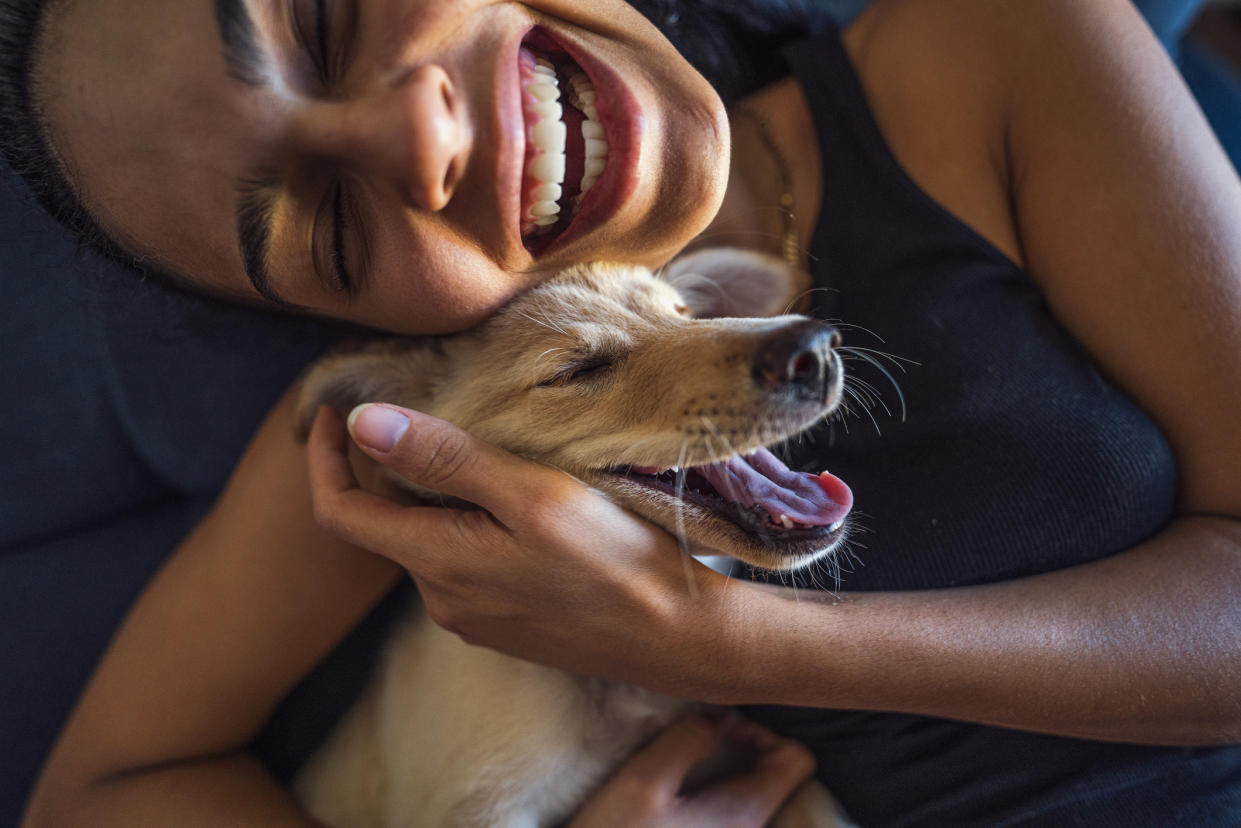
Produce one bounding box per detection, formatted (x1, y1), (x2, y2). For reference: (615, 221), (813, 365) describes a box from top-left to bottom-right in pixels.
(733, 105), (801, 268)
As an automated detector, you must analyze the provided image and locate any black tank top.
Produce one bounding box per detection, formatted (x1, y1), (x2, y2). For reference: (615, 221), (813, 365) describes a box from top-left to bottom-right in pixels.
(742, 27), (1241, 827)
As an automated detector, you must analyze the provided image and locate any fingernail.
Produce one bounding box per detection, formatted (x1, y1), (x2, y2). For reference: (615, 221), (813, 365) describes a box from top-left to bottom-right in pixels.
(348, 404), (409, 452)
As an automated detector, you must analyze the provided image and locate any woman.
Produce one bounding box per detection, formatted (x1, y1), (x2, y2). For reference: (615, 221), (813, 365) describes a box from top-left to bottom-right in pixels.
(6, 0), (1241, 825)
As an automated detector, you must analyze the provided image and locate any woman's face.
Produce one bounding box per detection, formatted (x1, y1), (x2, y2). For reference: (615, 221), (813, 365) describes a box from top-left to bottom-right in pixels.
(39, 0), (730, 334)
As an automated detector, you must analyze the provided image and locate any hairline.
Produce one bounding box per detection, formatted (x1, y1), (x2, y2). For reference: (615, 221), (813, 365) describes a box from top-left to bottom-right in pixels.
(24, 0), (210, 295)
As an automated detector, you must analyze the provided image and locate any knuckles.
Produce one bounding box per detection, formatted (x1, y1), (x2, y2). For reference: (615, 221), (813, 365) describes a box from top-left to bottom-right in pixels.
(397, 425), (475, 490)
(309, 489), (344, 534)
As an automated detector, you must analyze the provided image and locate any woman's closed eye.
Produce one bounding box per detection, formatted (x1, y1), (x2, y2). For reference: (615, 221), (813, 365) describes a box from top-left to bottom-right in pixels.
(310, 178), (369, 296)
(288, 0), (359, 92)
(290, 0), (369, 298)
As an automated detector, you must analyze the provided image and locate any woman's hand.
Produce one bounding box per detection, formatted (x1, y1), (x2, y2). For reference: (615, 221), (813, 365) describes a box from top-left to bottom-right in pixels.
(306, 403), (745, 701)
(569, 714), (816, 828)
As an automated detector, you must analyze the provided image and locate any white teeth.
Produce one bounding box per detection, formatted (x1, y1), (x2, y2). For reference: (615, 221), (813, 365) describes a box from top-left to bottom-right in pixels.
(531, 119), (567, 153)
(780, 514), (795, 529)
(584, 137), (608, 159)
(527, 82), (560, 102)
(530, 153), (565, 184)
(533, 183), (561, 202)
(523, 61), (609, 237)
(530, 200), (560, 217)
(828, 520), (844, 533)
(533, 100), (562, 120)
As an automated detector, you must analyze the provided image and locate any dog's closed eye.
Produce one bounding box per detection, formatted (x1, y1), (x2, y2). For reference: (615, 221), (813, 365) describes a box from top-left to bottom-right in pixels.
(537, 358), (617, 388)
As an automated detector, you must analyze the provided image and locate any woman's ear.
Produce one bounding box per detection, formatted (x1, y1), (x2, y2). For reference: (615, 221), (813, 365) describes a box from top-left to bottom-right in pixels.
(660, 247), (811, 319)
(293, 339), (446, 442)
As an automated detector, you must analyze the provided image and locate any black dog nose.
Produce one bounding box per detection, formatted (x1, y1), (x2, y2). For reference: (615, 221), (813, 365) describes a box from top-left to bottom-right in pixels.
(752, 320), (841, 400)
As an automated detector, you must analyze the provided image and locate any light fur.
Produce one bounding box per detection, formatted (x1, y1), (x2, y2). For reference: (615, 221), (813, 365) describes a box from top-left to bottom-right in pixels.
(293, 249), (854, 827)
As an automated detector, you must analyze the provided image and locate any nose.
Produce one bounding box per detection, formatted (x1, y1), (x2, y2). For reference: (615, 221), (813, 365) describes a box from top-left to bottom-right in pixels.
(752, 320), (842, 402)
(293, 64), (471, 211)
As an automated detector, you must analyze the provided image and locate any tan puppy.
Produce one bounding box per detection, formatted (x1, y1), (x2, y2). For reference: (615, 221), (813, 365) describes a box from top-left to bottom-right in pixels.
(293, 249), (855, 827)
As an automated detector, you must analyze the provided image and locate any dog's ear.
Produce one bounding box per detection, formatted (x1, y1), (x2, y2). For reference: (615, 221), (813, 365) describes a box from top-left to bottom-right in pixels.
(293, 339), (446, 442)
(661, 247), (811, 319)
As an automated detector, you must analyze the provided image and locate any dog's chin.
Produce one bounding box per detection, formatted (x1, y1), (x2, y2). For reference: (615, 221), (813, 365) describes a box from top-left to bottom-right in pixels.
(583, 464), (850, 574)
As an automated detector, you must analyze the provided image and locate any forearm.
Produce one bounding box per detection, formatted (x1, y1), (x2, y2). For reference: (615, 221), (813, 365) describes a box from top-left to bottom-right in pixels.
(23, 392), (403, 825)
(23, 752), (317, 828)
(726, 515), (1241, 745)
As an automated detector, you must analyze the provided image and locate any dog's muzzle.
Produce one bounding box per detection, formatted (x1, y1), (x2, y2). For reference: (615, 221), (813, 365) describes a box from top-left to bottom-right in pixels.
(752, 320), (841, 404)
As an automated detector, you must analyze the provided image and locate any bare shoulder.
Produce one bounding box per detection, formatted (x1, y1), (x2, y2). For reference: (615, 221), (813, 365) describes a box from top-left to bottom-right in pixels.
(837, 0), (1030, 264)
(844, 0), (1153, 76)
(850, 0), (1241, 518)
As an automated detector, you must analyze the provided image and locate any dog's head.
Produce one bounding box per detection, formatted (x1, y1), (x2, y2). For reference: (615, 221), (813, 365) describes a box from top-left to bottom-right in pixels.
(297, 248), (852, 571)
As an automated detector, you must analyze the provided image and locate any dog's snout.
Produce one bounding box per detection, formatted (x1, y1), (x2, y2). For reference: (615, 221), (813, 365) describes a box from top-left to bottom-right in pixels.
(752, 321), (841, 400)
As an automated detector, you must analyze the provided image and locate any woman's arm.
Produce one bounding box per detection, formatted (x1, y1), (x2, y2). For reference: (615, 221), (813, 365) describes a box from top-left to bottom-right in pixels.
(22, 392), (807, 827)
(731, 0), (1241, 744)
(733, 517), (1241, 745)
(307, 0), (1241, 747)
(22, 390), (404, 827)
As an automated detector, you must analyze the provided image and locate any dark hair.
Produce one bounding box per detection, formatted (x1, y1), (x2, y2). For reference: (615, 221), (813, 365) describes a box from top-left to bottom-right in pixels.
(628, 0), (820, 104)
(0, 0), (820, 268)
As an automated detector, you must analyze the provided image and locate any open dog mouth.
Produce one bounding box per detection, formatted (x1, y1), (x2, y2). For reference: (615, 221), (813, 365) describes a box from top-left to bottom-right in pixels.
(609, 447), (853, 541)
(518, 31), (607, 253)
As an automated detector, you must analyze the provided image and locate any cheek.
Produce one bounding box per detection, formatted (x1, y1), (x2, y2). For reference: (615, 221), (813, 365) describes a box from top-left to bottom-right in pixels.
(359, 243), (538, 334)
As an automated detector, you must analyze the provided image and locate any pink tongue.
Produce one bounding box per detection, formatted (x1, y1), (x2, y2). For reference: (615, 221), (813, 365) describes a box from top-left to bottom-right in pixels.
(699, 448), (853, 527)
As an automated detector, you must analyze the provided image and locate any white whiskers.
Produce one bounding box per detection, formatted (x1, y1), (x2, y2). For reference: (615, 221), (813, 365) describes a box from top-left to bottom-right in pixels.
(672, 441), (698, 599)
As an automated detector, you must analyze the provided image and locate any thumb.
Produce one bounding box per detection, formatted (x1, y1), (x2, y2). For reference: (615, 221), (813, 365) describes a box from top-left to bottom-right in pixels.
(347, 403), (539, 519)
(613, 715), (731, 801)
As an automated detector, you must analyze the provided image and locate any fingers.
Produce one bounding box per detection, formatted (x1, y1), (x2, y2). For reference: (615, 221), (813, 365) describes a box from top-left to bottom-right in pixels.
(307, 404), (567, 567)
(568, 715), (730, 828)
(616, 715), (732, 801)
(572, 715), (817, 828)
(689, 720), (817, 826)
(306, 405), (417, 548)
(346, 403), (555, 520)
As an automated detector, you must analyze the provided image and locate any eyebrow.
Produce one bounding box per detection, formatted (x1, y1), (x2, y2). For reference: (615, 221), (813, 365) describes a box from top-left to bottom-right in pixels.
(214, 0), (268, 87)
(235, 176), (291, 306)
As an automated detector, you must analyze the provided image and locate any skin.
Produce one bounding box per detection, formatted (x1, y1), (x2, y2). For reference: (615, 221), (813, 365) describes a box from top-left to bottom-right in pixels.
(37, 0), (730, 333)
(22, 0), (1241, 824)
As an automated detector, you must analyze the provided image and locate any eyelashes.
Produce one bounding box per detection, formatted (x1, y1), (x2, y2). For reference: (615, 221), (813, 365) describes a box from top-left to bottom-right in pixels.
(289, 0), (358, 91)
(312, 0), (331, 74)
(328, 181), (351, 293)
(537, 358), (620, 388)
(312, 179), (368, 296)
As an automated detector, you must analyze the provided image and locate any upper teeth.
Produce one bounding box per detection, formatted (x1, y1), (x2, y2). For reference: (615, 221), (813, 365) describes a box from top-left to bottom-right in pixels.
(525, 59), (608, 232)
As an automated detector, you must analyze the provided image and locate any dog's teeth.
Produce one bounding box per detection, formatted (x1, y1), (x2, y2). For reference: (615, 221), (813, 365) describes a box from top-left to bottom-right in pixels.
(779, 514), (795, 529)
(828, 520), (843, 533)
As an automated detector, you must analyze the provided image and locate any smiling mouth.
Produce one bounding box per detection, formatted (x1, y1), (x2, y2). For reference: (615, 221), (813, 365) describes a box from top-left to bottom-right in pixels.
(607, 447), (853, 542)
(518, 31), (608, 253)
